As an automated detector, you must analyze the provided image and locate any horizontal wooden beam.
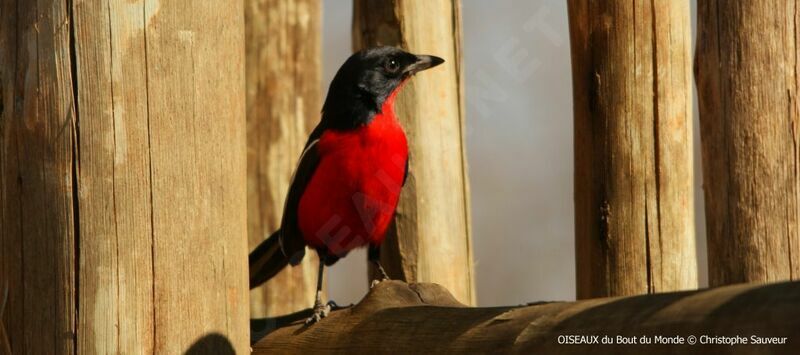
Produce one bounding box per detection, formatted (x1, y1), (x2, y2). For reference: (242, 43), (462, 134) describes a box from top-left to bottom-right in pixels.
(252, 280), (800, 353)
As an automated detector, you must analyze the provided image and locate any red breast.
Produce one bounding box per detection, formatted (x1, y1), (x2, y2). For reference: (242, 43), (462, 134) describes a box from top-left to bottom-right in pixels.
(297, 87), (408, 256)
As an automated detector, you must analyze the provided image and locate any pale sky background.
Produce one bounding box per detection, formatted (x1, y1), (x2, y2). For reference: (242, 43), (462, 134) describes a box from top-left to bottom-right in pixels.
(324, 0), (706, 306)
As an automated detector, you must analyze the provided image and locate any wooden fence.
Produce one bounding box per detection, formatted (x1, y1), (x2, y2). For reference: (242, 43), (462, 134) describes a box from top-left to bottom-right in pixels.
(2, 0), (799, 353)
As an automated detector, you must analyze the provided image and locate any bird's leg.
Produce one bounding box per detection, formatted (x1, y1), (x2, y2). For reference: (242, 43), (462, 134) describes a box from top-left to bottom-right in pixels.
(306, 260), (330, 325)
(368, 245), (391, 288)
(370, 261), (391, 289)
(308, 289), (330, 322)
(373, 260), (390, 280)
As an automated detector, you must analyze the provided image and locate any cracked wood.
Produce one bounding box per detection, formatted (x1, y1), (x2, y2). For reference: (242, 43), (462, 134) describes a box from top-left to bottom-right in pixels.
(245, 0), (323, 319)
(695, 1), (800, 285)
(568, 0), (697, 298)
(2, 0), (249, 353)
(0, 1), (77, 353)
(252, 280), (800, 354)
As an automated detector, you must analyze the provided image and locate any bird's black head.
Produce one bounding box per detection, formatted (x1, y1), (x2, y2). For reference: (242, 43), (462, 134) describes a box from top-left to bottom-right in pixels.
(321, 46), (445, 130)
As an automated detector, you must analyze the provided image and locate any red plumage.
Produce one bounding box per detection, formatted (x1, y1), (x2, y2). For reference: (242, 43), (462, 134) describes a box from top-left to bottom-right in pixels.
(248, 47), (443, 323)
(298, 84), (408, 256)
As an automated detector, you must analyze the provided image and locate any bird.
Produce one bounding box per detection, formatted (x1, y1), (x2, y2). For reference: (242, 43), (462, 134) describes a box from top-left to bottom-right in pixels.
(248, 46), (444, 323)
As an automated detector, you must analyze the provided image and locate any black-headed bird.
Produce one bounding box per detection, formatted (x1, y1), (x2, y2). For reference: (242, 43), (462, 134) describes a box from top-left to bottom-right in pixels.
(248, 46), (444, 323)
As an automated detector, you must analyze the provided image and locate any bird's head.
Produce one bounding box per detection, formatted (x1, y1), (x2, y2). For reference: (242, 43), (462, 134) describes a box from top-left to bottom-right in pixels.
(321, 46), (445, 129)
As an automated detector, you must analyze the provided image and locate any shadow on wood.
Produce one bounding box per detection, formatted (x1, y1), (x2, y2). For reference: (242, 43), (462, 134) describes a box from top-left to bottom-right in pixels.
(252, 280), (800, 354)
(0, 282), (8, 355)
(185, 333), (235, 355)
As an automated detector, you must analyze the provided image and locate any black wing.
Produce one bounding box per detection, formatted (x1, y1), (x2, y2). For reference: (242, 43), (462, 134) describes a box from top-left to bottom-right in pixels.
(248, 125), (325, 287)
(277, 125), (327, 265)
(279, 124), (409, 265)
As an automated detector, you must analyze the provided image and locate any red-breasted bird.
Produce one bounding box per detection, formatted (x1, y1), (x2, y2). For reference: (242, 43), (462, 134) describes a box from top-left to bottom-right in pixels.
(248, 46), (444, 323)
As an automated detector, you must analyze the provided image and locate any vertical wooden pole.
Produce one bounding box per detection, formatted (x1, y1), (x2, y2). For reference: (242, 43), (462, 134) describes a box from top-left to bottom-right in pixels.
(568, 0), (697, 298)
(353, 0), (474, 305)
(2, 0), (249, 353)
(696, 2), (800, 285)
(0, 1), (77, 353)
(245, 0), (322, 317)
(71, 1), (154, 352)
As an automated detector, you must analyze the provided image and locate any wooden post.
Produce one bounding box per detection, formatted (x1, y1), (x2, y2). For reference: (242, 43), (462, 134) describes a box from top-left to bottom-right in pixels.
(695, 2), (800, 286)
(352, 0), (475, 305)
(245, 0), (322, 318)
(0, 2), (76, 353)
(568, 0), (697, 298)
(1, 1), (249, 353)
(252, 280), (800, 353)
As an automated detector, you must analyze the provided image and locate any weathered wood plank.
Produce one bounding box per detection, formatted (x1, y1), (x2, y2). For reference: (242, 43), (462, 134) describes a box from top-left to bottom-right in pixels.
(253, 280), (800, 354)
(71, 1), (155, 352)
(0, 1), (77, 353)
(245, 0), (322, 318)
(568, 0), (697, 298)
(2, 0), (249, 353)
(143, 0), (248, 352)
(352, 0), (475, 306)
(695, 0), (800, 285)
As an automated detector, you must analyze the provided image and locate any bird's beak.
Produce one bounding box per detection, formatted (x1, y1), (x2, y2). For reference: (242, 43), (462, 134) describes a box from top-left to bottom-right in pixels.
(405, 54), (445, 75)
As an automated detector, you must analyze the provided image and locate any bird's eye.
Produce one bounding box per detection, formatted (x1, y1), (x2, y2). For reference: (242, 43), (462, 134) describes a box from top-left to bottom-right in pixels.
(384, 59), (400, 73)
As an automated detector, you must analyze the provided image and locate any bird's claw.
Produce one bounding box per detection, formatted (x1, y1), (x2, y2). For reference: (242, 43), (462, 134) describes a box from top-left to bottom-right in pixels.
(305, 311), (324, 325)
(370, 262), (391, 289)
(305, 300), (332, 325)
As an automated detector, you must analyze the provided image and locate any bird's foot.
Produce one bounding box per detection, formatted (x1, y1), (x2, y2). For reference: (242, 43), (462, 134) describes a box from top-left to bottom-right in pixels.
(305, 304), (330, 325)
(370, 274), (391, 288)
(369, 261), (391, 288)
(305, 298), (331, 325)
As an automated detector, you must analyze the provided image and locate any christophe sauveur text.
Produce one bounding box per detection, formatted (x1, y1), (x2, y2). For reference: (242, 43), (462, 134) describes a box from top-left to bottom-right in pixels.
(557, 334), (788, 345)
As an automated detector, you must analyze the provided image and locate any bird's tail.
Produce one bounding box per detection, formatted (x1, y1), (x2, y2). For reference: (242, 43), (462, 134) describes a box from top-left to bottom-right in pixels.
(249, 229), (290, 289)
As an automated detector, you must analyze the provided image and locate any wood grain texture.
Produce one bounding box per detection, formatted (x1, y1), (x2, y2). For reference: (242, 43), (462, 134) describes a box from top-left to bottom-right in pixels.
(245, 0), (322, 318)
(0, 318), (9, 355)
(695, 1), (800, 286)
(352, 0), (475, 306)
(2, 0), (249, 353)
(568, 0), (697, 299)
(72, 1), (154, 353)
(253, 280), (800, 354)
(0, 1), (78, 353)
(142, 0), (248, 353)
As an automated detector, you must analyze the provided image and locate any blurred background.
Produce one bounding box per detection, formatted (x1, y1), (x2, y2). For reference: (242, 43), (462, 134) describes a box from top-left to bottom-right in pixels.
(325, 0), (706, 306)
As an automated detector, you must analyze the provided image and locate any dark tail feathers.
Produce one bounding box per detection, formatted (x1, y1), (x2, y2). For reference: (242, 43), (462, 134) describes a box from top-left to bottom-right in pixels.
(249, 229), (290, 289)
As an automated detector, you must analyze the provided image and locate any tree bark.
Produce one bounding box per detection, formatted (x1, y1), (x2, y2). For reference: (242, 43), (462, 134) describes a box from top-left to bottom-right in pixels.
(245, 0), (322, 318)
(1, 1), (249, 353)
(695, 1), (800, 286)
(352, 0), (475, 305)
(568, 0), (697, 299)
(252, 280), (800, 354)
